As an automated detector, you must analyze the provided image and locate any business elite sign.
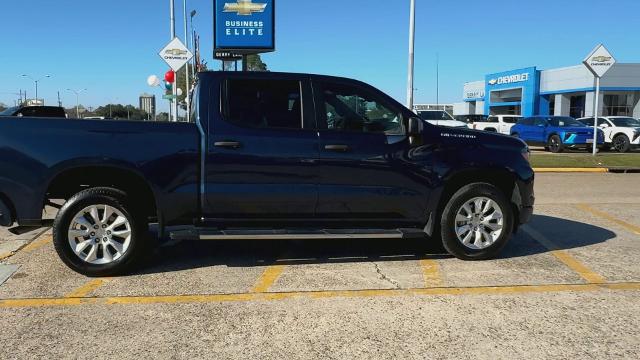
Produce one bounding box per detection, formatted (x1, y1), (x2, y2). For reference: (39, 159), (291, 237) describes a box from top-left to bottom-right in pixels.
(214, 0), (275, 56)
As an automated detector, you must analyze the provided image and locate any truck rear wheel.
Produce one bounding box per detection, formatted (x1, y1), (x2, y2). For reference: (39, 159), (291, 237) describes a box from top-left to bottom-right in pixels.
(440, 183), (514, 260)
(53, 187), (148, 277)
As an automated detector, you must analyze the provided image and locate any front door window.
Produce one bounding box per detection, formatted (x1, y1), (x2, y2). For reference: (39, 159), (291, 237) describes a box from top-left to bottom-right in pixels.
(320, 83), (405, 135)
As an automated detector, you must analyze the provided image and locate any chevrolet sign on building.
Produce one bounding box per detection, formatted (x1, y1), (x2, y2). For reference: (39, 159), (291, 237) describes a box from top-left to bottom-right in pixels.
(454, 53), (640, 119)
(214, 0), (275, 56)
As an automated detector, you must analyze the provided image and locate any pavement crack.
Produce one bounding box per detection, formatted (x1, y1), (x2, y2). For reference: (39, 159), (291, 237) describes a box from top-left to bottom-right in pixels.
(372, 262), (401, 289)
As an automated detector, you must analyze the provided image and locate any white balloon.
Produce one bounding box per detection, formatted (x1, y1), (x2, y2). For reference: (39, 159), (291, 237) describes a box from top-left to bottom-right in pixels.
(147, 75), (160, 87)
(176, 88), (183, 96)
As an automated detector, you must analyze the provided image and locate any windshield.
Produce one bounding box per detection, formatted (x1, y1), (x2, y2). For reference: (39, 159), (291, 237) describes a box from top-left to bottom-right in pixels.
(548, 117), (585, 127)
(0, 106), (18, 116)
(417, 110), (454, 121)
(611, 117), (640, 127)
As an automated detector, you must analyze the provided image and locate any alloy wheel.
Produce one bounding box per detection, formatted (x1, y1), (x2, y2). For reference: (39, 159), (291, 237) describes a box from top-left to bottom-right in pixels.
(67, 204), (132, 264)
(454, 197), (504, 250)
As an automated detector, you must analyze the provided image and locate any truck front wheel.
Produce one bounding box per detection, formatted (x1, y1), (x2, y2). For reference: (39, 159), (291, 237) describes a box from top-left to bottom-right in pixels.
(440, 183), (514, 260)
(53, 187), (148, 277)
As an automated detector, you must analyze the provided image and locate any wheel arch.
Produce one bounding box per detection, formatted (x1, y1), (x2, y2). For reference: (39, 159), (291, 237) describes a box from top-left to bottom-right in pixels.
(45, 165), (159, 224)
(547, 132), (561, 142)
(431, 168), (519, 234)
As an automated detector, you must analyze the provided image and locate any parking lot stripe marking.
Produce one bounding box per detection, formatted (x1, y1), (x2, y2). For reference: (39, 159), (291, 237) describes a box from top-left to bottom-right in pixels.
(64, 279), (109, 298)
(419, 259), (442, 287)
(576, 204), (640, 235)
(20, 235), (53, 253)
(4, 282), (640, 308)
(521, 225), (607, 284)
(0, 252), (13, 261)
(549, 251), (606, 284)
(251, 265), (286, 293)
(602, 282), (640, 291)
(533, 168), (608, 173)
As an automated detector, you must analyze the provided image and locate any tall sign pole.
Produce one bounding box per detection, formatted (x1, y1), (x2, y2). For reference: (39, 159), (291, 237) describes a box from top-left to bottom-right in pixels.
(583, 44), (616, 156)
(183, 0), (190, 123)
(406, 0), (416, 110)
(169, 0), (177, 122)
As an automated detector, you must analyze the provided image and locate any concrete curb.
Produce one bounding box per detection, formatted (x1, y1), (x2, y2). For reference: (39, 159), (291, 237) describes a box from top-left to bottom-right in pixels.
(534, 168), (640, 173)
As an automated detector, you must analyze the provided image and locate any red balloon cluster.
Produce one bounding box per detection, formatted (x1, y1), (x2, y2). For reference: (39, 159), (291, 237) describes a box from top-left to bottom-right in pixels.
(164, 70), (175, 84)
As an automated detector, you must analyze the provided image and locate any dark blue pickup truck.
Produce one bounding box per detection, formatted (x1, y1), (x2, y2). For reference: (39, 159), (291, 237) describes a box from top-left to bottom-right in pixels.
(0, 72), (534, 276)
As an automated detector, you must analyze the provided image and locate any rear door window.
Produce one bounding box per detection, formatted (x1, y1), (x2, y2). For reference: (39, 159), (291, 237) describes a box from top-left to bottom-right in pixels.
(533, 118), (547, 127)
(222, 79), (303, 129)
(519, 118), (534, 126)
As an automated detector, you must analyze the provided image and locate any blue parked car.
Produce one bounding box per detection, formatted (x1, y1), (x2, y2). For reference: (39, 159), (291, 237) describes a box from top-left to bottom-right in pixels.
(510, 116), (604, 153)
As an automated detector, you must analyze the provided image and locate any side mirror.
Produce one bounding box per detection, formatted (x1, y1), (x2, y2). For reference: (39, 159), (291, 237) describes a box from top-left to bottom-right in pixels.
(408, 116), (424, 136)
(407, 116), (424, 146)
(599, 123), (609, 128)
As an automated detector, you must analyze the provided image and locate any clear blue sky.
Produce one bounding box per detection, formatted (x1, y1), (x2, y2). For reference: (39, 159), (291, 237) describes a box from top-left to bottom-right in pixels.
(1, 0), (639, 112)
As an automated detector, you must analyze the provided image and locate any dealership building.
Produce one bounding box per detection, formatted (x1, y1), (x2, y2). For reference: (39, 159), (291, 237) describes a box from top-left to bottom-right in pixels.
(454, 63), (640, 118)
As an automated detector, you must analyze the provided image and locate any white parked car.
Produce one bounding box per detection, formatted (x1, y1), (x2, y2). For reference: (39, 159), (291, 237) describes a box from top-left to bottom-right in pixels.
(468, 115), (521, 135)
(577, 116), (640, 152)
(417, 110), (468, 128)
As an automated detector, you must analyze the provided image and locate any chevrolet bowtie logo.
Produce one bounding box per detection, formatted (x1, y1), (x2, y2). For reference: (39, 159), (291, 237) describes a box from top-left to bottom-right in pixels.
(223, 0), (267, 16)
(165, 49), (188, 56)
(592, 56), (612, 63)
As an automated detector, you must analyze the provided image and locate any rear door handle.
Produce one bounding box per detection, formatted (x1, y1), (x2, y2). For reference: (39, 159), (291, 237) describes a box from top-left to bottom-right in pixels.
(214, 141), (242, 149)
(324, 144), (350, 152)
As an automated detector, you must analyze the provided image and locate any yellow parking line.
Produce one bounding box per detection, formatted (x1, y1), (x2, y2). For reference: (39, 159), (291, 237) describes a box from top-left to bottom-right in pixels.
(64, 279), (109, 298)
(533, 168), (608, 173)
(251, 265), (286, 293)
(0, 252), (14, 261)
(21, 235), (53, 253)
(419, 259), (442, 287)
(2, 282), (639, 308)
(521, 225), (606, 284)
(576, 204), (640, 235)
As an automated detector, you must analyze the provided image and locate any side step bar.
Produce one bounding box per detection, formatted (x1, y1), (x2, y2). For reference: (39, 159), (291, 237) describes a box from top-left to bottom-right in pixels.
(169, 228), (422, 241)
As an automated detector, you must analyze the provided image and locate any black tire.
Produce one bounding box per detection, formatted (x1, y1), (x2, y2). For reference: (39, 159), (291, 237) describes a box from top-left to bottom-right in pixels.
(440, 183), (514, 260)
(547, 134), (564, 153)
(53, 187), (149, 277)
(612, 134), (631, 153)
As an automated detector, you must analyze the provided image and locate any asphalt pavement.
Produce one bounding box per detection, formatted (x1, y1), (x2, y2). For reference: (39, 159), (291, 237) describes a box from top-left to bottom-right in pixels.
(1, 173), (639, 359)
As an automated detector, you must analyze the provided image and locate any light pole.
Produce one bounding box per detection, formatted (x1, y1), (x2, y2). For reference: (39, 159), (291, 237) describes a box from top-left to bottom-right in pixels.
(190, 10), (197, 79)
(169, 0), (178, 122)
(183, 0), (191, 123)
(406, 0), (416, 110)
(67, 88), (87, 118)
(21, 74), (51, 104)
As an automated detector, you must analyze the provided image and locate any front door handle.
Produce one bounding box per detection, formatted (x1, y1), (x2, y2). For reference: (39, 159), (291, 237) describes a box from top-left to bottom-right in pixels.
(214, 141), (242, 149)
(324, 144), (350, 152)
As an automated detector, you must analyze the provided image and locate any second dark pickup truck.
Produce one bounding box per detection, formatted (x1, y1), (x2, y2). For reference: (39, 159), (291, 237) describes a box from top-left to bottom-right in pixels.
(0, 71), (535, 276)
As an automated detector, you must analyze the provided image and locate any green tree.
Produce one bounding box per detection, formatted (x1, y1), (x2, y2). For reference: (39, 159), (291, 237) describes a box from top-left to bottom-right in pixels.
(246, 54), (268, 71)
(95, 104), (148, 120)
(174, 63), (196, 110)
